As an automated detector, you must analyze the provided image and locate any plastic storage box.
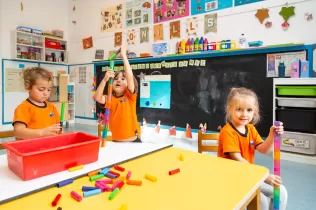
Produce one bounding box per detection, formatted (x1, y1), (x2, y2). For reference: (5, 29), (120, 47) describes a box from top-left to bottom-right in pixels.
(2, 132), (101, 181)
(276, 108), (316, 134)
(276, 97), (316, 108)
(281, 131), (316, 155)
(276, 86), (316, 97)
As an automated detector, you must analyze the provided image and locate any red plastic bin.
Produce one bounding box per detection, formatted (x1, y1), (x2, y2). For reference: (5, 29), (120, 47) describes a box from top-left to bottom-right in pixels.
(2, 132), (101, 181)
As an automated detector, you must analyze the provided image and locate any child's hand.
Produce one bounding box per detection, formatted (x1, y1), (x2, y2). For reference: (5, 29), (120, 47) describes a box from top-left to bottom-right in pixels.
(103, 70), (115, 82)
(41, 124), (61, 136)
(265, 174), (282, 188)
(270, 121), (284, 136)
(120, 45), (127, 57)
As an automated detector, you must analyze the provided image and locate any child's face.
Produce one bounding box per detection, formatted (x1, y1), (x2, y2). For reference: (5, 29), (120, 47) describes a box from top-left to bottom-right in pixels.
(113, 72), (127, 96)
(27, 78), (52, 103)
(229, 96), (256, 126)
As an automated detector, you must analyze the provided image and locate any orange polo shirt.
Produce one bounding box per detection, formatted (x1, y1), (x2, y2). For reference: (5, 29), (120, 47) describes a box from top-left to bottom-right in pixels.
(12, 99), (60, 129)
(218, 122), (263, 164)
(104, 89), (137, 141)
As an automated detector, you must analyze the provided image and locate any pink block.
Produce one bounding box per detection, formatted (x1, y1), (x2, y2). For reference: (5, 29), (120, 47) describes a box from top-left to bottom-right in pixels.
(274, 161), (280, 169)
(126, 170), (132, 180)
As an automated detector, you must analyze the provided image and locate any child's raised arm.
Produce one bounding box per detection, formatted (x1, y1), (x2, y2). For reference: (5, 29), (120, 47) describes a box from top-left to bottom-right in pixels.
(120, 45), (135, 94)
(95, 70), (115, 104)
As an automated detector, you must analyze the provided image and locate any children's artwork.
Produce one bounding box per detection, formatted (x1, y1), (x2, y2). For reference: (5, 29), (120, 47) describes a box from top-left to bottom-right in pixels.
(140, 27), (149, 43)
(127, 30), (135, 45)
(126, 0), (152, 27)
(255, 8), (269, 24)
(234, 0), (263, 6)
(170, 20), (180, 39)
(154, 24), (164, 42)
(191, 0), (232, 16)
(79, 66), (87, 83)
(82, 36), (93, 49)
(5, 68), (25, 92)
(279, 6), (295, 22)
(95, 49), (104, 60)
(152, 43), (167, 56)
(114, 32), (122, 47)
(266, 51), (306, 77)
(154, 0), (190, 24)
(101, 4), (123, 32)
(140, 74), (171, 109)
(186, 17), (198, 37)
(204, 13), (217, 34)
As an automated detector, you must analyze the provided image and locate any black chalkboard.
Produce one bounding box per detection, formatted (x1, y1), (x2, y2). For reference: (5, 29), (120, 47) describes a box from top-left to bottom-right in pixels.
(96, 54), (273, 136)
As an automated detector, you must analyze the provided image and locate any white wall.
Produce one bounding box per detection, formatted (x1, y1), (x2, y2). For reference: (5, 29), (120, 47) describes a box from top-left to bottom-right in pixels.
(0, 0), (69, 129)
(68, 0), (316, 63)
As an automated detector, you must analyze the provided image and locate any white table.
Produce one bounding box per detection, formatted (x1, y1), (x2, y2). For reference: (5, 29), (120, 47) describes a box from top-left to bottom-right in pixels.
(0, 142), (172, 204)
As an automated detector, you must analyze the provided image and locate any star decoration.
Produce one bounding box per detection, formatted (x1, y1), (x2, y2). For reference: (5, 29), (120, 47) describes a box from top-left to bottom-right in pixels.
(137, 72), (146, 81)
(255, 8), (270, 24)
(279, 6), (295, 22)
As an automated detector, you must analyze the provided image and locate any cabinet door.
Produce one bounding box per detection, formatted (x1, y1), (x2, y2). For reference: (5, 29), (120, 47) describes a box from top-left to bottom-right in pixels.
(59, 75), (68, 102)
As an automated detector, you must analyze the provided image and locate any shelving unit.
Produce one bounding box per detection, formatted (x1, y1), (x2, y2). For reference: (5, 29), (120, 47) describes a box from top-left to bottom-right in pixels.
(273, 78), (316, 158)
(68, 82), (75, 123)
(11, 30), (68, 63)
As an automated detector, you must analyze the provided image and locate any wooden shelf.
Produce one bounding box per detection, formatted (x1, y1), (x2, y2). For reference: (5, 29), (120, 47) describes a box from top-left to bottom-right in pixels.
(17, 43), (43, 49)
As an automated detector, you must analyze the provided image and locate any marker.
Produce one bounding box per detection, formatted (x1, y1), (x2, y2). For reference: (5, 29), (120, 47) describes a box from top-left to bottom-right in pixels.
(71, 191), (82, 202)
(83, 189), (102, 198)
(180, 153), (184, 161)
(82, 186), (99, 191)
(145, 174), (157, 182)
(126, 180), (142, 186)
(104, 173), (117, 179)
(88, 169), (101, 177)
(90, 174), (105, 181)
(126, 170), (132, 180)
(96, 179), (113, 184)
(114, 165), (125, 172)
(57, 179), (73, 188)
(99, 168), (111, 175)
(68, 165), (84, 172)
(108, 170), (120, 177)
(51, 194), (61, 207)
(95, 182), (111, 192)
(169, 168), (180, 175)
(109, 188), (120, 200)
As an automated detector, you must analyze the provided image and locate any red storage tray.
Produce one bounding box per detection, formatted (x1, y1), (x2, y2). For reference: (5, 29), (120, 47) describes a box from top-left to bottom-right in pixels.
(2, 132), (101, 181)
(45, 40), (61, 49)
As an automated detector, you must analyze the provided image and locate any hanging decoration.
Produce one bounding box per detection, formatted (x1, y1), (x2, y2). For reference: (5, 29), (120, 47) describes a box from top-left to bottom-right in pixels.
(279, 5), (295, 30)
(186, 17), (198, 37)
(204, 13), (217, 34)
(140, 27), (149, 43)
(255, 8), (269, 24)
(305, 13), (313, 21)
(114, 32), (122, 47)
(169, 21), (180, 39)
(82, 36), (93, 49)
(127, 30), (135, 45)
(72, 20), (77, 25)
(73, 0), (76, 11)
(265, 21), (272, 28)
(153, 24), (164, 42)
(21, 2), (23, 11)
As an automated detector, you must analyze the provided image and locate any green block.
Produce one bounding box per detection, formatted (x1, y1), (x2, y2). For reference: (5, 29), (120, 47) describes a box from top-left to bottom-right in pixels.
(90, 174), (104, 181)
(109, 188), (120, 200)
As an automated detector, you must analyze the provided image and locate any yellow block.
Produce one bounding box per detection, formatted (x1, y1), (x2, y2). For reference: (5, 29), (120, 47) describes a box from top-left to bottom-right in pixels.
(68, 165), (84, 172)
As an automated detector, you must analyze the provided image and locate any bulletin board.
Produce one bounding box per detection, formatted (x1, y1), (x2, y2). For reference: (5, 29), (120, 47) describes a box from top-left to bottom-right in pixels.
(1, 60), (69, 125)
(153, 0), (190, 23)
(191, 0), (232, 16)
(69, 64), (95, 119)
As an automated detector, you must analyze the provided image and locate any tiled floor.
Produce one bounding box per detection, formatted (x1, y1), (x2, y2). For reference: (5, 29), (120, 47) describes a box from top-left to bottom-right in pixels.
(1, 123), (316, 209)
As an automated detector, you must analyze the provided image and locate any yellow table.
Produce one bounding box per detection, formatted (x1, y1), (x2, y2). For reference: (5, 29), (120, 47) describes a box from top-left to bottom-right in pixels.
(0, 147), (268, 210)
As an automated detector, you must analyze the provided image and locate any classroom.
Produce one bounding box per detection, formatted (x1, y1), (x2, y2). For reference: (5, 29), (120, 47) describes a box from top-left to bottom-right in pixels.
(0, 0), (315, 209)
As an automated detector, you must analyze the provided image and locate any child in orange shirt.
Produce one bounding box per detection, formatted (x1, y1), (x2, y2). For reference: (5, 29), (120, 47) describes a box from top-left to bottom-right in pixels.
(13, 67), (61, 140)
(218, 87), (288, 210)
(95, 45), (139, 142)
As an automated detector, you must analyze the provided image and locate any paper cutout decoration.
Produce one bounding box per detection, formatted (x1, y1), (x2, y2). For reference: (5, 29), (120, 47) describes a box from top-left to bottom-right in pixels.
(185, 124), (192, 139)
(137, 72), (146, 80)
(155, 120), (161, 133)
(140, 27), (149, 43)
(170, 21), (180, 39)
(72, 20), (77, 25)
(204, 13), (217, 34)
(279, 6), (295, 22)
(21, 2), (23, 11)
(154, 24), (164, 42)
(101, 4), (123, 32)
(281, 21), (290, 30)
(265, 21), (272, 28)
(114, 32), (122, 47)
(169, 126), (176, 136)
(127, 30), (135, 45)
(255, 8), (269, 24)
(186, 17), (198, 37)
(82, 36), (93, 49)
(305, 13), (313, 21)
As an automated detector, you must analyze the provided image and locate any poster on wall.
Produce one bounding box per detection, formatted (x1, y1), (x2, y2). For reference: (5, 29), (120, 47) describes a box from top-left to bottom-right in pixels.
(235, 0), (263, 6)
(154, 0), (190, 24)
(191, 0), (232, 15)
(140, 74), (171, 109)
(101, 4), (123, 32)
(5, 68), (25, 92)
(266, 51), (306, 77)
(125, 0), (152, 27)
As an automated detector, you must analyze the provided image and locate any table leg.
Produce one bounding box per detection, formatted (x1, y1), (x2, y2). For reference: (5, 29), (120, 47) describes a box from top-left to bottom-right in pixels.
(240, 187), (261, 210)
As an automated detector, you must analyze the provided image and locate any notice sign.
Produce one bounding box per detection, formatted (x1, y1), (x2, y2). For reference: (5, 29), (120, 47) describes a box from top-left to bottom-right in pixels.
(282, 138), (310, 149)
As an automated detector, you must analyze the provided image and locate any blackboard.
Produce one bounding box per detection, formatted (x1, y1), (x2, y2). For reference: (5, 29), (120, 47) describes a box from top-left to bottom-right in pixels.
(96, 54), (273, 136)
